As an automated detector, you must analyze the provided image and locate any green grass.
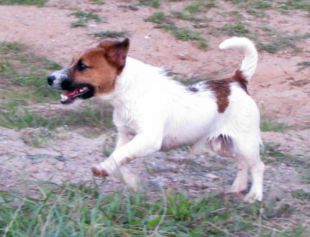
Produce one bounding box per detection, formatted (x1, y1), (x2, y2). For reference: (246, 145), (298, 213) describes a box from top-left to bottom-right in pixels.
(90, 0), (105, 5)
(139, 0), (160, 8)
(261, 120), (287, 132)
(161, 24), (208, 49)
(257, 33), (310, 54)
(0, 0), (45, 6)
(279, 0), (310, 12)
(184, 0), (216, 14)
(0, 41), (61, 103)
(221, 22), (250, 36)
(0, 102), (113, 130)
(297, 61), (310, 71)
(0, 183), (306, 237)
(70, 10), (102, 28)
(145, 11), (167, 24)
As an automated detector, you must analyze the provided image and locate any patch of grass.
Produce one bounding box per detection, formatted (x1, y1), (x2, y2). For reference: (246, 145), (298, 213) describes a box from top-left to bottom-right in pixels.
(279, 0), (310, 12)
(160, 24), (208, 49)
(70, 10), (102, 28)
(0, 183), (306, 236)
(0, 42), (25, 54)
(261, 120), (287, 132)
(90, 0), (104, 4)
(118, 4), (139, 11)
(297, 61), (310, 71)
(184, 0), (216, 14)
(258, 33), (310, 53)
(221, 22), (250, 36)
(145, 11), (167, 24)
(0, 41), (61, 104)
(0, 0), (46, 6)
(291, 190), (310, 201)
(0, 102), (113, 130)
(139, 0), (160, 8)
(251, 0), (273, 10)
(94, 30), (128, 39)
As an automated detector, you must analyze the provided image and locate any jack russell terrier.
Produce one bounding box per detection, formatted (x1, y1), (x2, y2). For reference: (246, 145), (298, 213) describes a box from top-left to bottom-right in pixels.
(47, 37), (264, 202)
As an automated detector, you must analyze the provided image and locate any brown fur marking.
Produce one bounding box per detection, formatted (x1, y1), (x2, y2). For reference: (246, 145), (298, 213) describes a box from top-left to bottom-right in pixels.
(69, 38), (130, 95)
(206, 70), (248, 113)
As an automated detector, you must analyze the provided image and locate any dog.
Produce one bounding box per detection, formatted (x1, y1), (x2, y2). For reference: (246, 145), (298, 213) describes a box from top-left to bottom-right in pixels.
(47, 37), (265, 202)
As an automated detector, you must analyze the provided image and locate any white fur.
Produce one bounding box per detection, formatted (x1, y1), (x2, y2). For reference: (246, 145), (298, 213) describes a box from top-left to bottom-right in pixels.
(219, 37), (258, 81)
(95, 37), (264, 202)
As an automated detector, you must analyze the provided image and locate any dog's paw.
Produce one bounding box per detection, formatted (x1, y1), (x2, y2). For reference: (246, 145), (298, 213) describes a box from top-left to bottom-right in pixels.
(244, 191), (263, 203)
(91, 166), (109, 177)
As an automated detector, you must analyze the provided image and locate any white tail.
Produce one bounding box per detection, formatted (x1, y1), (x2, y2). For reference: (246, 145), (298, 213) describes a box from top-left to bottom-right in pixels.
(219, 37), (258, 81)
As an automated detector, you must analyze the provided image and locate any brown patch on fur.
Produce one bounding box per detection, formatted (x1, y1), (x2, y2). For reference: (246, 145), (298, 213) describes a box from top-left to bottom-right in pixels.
(206, 79), (231, 113)
(69, 38), (130, 95)
(233, 69), (248, 93)
(206, 70), (248, 113)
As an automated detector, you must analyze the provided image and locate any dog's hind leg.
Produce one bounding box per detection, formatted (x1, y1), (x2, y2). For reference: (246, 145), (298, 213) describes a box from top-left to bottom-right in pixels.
(229, 159), (248, 193)
(233, 137), (264, 202)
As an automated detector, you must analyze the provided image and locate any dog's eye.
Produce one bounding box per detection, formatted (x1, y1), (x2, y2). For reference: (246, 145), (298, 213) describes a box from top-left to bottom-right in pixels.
(77, 60), (88, 72)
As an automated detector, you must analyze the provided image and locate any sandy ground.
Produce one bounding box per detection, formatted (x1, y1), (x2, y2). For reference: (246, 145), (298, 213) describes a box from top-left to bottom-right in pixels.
(0, 0), (309, 229)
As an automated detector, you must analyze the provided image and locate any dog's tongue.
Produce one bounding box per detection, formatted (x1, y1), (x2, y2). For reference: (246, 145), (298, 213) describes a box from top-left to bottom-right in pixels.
(65, 89), (80, 97)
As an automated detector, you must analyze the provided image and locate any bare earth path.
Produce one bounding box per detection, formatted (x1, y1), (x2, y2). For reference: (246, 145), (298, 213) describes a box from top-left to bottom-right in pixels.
(0, 0), (309, 231)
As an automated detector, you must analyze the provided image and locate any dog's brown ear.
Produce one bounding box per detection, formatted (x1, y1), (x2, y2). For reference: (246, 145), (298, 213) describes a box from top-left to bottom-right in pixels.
(99, 38), (130, 70)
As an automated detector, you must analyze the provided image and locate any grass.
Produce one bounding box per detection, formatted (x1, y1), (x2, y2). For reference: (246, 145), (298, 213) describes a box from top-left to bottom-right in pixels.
(257, 33), (310, 54)
(221, 22), (250, 36)
(0, 41), (61, 103)
(145, 11), (167, 24)
(94, 30), (128, 39)
(261, 120), (287, 132)
(297, 61), (310, 71)
(161, 24), (208, 49)
(0, 0), (45, 6)
(0, 102), (113, 130)
(184, 0), (216, 14)
(279, 0), (310, 12)
(0, 183), (306, 237)
(70, 10), (102, 28)
(139, 0), (160, 8)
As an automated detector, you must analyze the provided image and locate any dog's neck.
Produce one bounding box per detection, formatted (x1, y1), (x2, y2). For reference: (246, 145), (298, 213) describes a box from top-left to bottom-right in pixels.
(99, 57), (167, 108)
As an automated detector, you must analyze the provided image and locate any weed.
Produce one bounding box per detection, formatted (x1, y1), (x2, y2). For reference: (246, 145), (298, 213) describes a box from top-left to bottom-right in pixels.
(118, 4), (139, 11)
(145, 11), (167, 24)
(291, 190), (310, 201)
(70, 10), (102, 28)
(261, 120), (287, 132)
(184, 0), (216, 14)
(221, 22), (250, 36)
(0, 42), (25, 54)
(297, 61), (310, 71)
(90, 0), (104, 4)
(0, 0), (46, 6)
(139, 0), (160, 8)
(258, 33), (310, 53)
(161, 24), (208, 49)
(0, 183), (306, 236)
(251, 1), (273, 10)
(94, 30), (128, 39)
(280, 0), (310, 12)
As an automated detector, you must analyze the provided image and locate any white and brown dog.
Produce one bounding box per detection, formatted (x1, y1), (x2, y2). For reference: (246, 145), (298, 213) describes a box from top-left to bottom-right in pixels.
(47, 37), (264, 202)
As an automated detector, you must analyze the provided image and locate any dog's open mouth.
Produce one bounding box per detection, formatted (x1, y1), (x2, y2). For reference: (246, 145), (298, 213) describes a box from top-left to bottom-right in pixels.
(60, 86), (90, 104)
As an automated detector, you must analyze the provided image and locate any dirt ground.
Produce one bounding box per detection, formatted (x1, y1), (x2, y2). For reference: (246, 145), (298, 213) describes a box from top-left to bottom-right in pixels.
(0, 0), (309, 231)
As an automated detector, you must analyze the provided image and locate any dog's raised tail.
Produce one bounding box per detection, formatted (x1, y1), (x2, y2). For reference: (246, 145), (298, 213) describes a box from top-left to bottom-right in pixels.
(219, 37), (258, 81)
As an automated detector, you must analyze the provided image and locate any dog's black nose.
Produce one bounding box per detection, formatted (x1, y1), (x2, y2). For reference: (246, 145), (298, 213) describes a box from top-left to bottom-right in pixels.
(47, 75), (55, 86)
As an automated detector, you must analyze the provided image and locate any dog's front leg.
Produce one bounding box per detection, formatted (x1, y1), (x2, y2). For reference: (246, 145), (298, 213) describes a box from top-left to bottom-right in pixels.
(92, 129), (163, 185)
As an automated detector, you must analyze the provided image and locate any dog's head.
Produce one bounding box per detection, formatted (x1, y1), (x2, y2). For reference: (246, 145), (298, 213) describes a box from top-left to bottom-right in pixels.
(47, 38), (129, 104)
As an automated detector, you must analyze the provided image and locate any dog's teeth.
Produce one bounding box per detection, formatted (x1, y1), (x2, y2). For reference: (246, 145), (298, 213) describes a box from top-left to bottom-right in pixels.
(60, 94), (68, 101)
